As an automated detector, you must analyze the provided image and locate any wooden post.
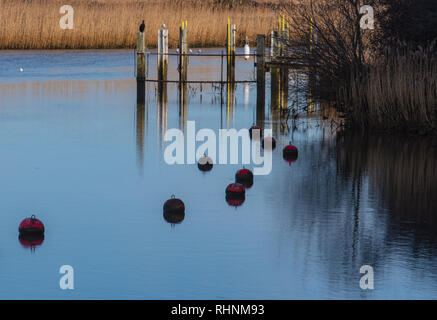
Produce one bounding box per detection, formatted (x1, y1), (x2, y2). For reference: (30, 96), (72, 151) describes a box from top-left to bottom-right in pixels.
(158, 29), (168, 81)
(281, 28), (289, 57)
(256, 34), (266, 122)
(178, 21), (188, 131)
(179, 22), (188, 83)
(136, 25), (146, 170)
(136, 30), (146, 146)
(226, 21), (236, 83)
(270, 30), (279, 60)
(136, 32), (146, 81)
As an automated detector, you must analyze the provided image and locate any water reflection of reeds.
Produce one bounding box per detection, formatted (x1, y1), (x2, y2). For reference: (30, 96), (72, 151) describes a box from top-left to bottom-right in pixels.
(0, 80), (135, 101)
(336, 132), (437, 236)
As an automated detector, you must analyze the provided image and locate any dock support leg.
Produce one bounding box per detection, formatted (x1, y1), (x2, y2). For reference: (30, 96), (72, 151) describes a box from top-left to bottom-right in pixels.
(256, 34), (266, 127)
(158, 29), (168, 81)
(136, 32), (146, 82)
(227, 22), (236, 83)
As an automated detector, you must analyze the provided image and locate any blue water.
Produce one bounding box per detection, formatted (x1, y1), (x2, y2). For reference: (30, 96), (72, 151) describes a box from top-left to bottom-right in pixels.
(0, 50), (436, 299)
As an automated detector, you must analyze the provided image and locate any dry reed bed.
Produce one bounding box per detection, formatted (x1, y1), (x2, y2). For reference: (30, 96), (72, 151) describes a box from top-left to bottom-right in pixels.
(0, 0), (280, 49)
(341, 45), (437, 132)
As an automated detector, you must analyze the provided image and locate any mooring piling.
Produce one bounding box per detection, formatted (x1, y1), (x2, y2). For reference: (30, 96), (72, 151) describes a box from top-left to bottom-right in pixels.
(271, 30), (280, 59)
(136, 31), (146, 82)
(256, 34), (266, 116)
(132, 23), (280, 123)
(226, 20), (236, 83)
(179, 21), (188, 83)
(158, 28), (168, 81)
(270, 20), (290, 110)
(178, 20), (188, 124)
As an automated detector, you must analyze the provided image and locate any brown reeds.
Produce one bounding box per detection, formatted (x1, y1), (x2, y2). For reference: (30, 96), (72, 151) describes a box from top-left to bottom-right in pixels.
(341, 43), (437, 132)
(279, 0), (437, 133)
(0, 0), (280, 49)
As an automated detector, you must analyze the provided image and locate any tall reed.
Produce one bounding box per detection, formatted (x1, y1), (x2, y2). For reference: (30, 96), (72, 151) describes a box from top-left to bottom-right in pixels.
(340, 43), (437, 132)
(0, 0), (279, 49)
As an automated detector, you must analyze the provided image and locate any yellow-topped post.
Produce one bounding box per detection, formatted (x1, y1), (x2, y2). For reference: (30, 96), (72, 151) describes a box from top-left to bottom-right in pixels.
(226, 18), (236, 83)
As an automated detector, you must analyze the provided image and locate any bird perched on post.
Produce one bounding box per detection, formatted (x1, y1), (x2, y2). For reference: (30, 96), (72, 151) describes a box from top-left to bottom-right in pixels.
(139, 20), (145, 33)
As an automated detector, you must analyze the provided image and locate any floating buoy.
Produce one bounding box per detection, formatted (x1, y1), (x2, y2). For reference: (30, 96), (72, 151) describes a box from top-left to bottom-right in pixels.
(226, 197), (245, 207)
(198, 155), (213, 172)
(163, 195), (185, 224)
(163, 211), (185, 224)
(225, 183), (245, 198)
(283, 143), (298, 163)
(18, 215), (45, 235)
(235, 168), (254, 188)
(249, 125), (263, 140)
(262, 137), (276, 150)
(19, 233), (44, 248)
(163, 195), (185, 215)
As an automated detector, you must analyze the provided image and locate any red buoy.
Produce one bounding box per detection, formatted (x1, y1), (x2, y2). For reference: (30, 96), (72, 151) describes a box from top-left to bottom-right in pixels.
(262, 137), (276, 150)
(163, 195), (185, 215)
(19, 234), (44, 248)
(235, 168), (254, 188)
(249, 125), (263, 140)
(198, 155), (213, 172)
(283, 144), (298, 163)
(163, 211), (185, 224)
(18, 215), (45, 235)
(226, 197), (245, 207)
(225, 183), (245, 198)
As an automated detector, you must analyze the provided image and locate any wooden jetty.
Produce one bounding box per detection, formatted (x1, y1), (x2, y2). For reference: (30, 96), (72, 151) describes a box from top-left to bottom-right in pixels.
(135, 18), (306, 123)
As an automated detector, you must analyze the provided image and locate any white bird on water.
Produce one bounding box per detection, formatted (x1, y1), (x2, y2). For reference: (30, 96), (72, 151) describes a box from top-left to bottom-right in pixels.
(19, 67), (23, 72)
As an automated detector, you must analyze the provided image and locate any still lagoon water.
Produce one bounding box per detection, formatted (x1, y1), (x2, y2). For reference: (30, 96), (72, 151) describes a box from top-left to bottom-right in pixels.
(0, 50), (437, 299)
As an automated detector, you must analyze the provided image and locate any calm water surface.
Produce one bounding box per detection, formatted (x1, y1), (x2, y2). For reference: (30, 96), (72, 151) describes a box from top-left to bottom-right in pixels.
(0, 50), (437, 299)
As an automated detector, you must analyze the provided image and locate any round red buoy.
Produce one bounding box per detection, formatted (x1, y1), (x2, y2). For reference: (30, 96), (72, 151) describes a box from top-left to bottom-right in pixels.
(262, 137), (276, 150)
(163, 211), (185, 224)
(163, 195), (185, 215)
(225, 183), (245, 198)
(19, 233), (44, 248)
(226, 196), (245, 207)
(283, 143), (298, 163)
(198, 155), (213, 172)
(18, 215), (45, 235)
(249, 125), (263, 140)
(235, 168), (254, 188)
